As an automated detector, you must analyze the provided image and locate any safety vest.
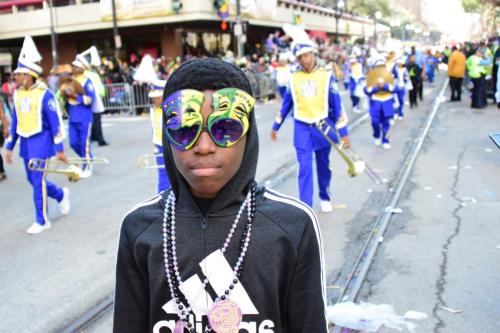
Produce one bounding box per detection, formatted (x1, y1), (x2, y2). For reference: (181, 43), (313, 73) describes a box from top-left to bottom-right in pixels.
(150, 106), (163, 146)
(14, 84), (46, 137)
(289, 68), (331, 124)
(485, 47), (493, 75)
(467, 55), (483, 79)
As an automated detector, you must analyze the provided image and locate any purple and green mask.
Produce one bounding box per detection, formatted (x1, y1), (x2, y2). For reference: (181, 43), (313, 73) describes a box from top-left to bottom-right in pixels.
(162, 88), (255, 151)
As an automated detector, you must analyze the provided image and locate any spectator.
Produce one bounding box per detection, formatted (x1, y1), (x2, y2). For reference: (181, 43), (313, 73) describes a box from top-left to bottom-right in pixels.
(448, 46), (466, 102)
(407, 54), (422, 108)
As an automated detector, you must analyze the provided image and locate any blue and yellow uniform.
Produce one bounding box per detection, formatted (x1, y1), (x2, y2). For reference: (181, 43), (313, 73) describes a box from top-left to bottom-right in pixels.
(392, 63), (410, 118)
(348, 60), (365, 111)
(272, 66), (349, 207)
(6, 82), (66, 225)
(66, 74), (95, 171)
(150, 105), (170, 193)
(364, 80), (395, 146)
(425, 53), (438, 83)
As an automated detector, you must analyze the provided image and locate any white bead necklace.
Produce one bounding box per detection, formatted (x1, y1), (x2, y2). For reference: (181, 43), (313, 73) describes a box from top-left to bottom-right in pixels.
(162, 187), (256, 333)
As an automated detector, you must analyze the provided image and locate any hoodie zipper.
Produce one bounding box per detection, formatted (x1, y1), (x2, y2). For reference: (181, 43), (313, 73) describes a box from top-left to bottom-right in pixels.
(201, 215), (208, 231)
(201, 215), (208, 278)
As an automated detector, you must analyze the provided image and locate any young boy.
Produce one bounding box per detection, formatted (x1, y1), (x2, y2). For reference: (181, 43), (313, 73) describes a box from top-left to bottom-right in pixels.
(114, 58), (328, 333)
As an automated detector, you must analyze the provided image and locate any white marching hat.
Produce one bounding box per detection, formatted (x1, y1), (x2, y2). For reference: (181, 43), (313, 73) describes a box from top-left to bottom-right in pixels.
(72, 46), (100, 69)
(14, 36), (43, 78)
(133, 55), (166, 98)
(282, 23), (317, 57)
(373, 55), (387, 67)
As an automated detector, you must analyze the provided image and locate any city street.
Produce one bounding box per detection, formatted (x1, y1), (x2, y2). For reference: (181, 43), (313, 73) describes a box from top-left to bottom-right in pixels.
(2, 74), (499, 333)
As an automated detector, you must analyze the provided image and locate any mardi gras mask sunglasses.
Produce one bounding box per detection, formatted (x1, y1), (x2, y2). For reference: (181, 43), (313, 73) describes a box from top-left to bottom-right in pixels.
(162, 88), (256, 151)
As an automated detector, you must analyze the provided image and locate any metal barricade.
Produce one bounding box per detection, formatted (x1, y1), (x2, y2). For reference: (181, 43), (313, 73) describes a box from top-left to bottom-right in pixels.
(102, 82), (152, 115)
(254, 71), (277, 100)
(101, 73), (278, 114)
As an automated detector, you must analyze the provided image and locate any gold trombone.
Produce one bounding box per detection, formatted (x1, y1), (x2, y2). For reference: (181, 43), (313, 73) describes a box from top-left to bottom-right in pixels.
(28, 157), (110, 182)
(316, 119), (385, 185)
(28, 158), (82, 182)
(66, 157), (110, 165)
(138, 154), (164, 169)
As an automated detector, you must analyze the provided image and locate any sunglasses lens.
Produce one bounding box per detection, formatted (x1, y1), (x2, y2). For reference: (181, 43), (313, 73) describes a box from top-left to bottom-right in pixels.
(167, 124), (200, 149)
(210, 118), (244, 146)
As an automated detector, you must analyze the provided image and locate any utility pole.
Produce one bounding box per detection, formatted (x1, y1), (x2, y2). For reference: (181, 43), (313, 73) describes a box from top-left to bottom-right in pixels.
(235, 0), (244, 58)
(111, 0), (122, 57)
(48, 0), (58, 68)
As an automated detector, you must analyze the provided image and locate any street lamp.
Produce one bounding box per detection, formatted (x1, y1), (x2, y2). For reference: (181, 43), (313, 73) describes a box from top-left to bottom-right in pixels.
(334, 0), (345, 44)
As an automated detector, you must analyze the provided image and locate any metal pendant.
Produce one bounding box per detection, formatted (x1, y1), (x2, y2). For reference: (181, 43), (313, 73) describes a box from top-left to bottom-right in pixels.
(207, 299), (242, 333)
(174, 320), (185, 333)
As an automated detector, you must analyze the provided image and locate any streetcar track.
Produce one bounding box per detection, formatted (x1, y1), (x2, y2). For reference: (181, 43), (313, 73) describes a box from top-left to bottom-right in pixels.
(331, 78), (449, 332)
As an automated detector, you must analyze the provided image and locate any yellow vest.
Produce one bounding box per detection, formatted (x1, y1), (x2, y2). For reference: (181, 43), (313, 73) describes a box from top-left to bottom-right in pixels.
(14, 84), (46, 137)
(351, 63), (363, 80)
(150, 106), (163, 146)
(290, 68), (331, 124)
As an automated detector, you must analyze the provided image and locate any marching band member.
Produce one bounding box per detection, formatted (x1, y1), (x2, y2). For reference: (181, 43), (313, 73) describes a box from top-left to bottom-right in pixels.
(393, 57), (410, 119)
(5, 36), (70, 234)
(66, 52), (97, 178)
(271, 31), (350, 212)
(77, 46), (109, 146)
(149, 80), (170, 193)
(134, 55), (170, 193)
(348, 56), (365, 113)
(364, 56), (395, 149)
(275, 52), (291, 101)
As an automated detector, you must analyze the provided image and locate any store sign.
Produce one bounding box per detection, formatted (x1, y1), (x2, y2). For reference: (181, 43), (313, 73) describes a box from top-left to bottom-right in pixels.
(0, 53), (13, 66)
(100, 0), (174, 21)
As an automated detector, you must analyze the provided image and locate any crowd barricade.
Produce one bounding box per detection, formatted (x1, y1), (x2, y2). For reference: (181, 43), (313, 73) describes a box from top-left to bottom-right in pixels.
(245, 71), (278, 100)
(102, 82), (152, 115)
(101, 72), (278, 114)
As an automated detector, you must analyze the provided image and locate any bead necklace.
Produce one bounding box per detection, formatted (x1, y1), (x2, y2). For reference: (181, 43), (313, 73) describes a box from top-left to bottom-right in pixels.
(162, 186), (256, 333)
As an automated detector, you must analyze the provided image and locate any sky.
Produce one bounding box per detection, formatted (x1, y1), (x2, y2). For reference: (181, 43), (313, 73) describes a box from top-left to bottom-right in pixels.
(423, 0), (476, 41)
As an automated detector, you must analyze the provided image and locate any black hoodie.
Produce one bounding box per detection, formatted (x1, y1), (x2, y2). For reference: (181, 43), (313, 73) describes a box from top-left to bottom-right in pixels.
(113, 61), (328, 333)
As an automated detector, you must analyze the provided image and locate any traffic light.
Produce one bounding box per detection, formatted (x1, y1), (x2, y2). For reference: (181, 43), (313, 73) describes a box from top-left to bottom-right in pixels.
(172, 0), (183, 13)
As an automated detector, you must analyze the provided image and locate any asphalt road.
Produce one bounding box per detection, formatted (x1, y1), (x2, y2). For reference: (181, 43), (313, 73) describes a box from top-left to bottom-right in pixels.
(3, 77), (498, 333)
(358, 90), (500, 332)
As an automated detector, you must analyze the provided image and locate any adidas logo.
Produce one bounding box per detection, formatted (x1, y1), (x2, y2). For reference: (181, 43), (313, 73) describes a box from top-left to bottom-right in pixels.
(153, 249), (276, 333)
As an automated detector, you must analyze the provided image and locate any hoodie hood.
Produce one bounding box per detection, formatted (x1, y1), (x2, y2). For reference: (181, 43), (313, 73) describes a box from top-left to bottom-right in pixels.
(162, 58), (259, 215)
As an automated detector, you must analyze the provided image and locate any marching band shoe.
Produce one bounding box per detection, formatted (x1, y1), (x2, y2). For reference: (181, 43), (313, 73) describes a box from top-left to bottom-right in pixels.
(320, 200), (333, 213)
(26, 221), (51, 234)
(393, 114), (400, 120)
(382, 143), (391, 150)
(59, 187), (70, 215)
(79, 169), (93, 179)
(352, 106), (362, 114)
(374, 138), (382, 146)
(389, 118), (395, 125)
